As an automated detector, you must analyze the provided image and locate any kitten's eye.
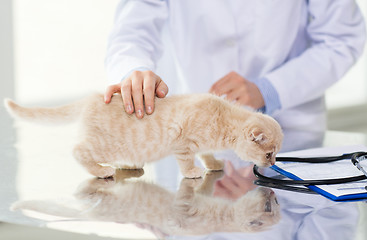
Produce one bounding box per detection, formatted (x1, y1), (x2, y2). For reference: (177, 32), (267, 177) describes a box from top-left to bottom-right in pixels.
(266, 152), (273, 160)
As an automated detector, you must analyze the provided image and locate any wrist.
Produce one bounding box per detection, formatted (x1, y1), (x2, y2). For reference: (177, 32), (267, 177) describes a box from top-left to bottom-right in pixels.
(252, 78), (281, 115)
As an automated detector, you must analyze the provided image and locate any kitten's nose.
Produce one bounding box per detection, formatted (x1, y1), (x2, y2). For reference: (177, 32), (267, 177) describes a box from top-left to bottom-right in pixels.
(270, 158), (276, 166)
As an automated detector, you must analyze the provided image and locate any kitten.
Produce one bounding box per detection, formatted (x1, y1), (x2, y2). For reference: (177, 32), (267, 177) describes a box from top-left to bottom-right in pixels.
(11, 170), (281, 235)
(4, 93), (283, 178)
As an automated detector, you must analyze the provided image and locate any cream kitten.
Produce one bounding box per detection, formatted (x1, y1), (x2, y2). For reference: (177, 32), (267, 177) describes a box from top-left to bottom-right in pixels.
(11, 170), (281, 235)
(4, 93), (283, 178)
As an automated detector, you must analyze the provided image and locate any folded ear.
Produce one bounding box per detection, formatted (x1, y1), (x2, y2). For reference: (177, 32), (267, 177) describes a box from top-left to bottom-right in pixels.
(248, 128), (268, 144)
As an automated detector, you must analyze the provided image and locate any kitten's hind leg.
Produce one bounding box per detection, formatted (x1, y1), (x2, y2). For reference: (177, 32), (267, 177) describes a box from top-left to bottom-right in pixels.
(198, 153), (224, 171)
(175, 153), (203, 179)
(73, 142), (115, 178)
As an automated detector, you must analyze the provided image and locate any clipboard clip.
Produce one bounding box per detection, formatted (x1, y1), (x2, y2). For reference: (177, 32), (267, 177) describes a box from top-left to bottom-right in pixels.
(351, 152), (367, 190)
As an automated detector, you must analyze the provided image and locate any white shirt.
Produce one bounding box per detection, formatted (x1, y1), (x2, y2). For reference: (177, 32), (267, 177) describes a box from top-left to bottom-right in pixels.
(105, 0), (366, 130)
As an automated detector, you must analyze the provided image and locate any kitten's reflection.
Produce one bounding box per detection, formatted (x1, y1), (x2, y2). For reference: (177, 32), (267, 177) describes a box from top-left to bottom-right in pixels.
(12, 169), (280, 235)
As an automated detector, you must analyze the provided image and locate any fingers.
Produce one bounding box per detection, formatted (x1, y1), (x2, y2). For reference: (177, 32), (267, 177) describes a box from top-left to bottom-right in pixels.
(226, 161), (257, 182)
(210, 71), (245, 97)
(143, 74), (155, 115)
(131, 71), (144, 118)
(213, 161), (257, 200)
(119, 70), (167, 118)
(142, 74), (168, 115)
(209, 72), (231, 95)
(237, 81), (264, 108)
(225, 88), (244, 103)
(209, 71), (265, 109)
(213, 181), (234, 199)
(217, 175), (243, 199)
(121, 78), (134, 114)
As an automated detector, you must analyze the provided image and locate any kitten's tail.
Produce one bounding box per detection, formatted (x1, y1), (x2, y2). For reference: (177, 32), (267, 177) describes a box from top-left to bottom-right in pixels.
(3, 97), (87, 125)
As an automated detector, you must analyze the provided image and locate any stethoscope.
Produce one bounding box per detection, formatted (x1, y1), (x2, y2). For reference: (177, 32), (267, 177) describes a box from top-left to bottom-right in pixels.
(253, 152), (367, 194)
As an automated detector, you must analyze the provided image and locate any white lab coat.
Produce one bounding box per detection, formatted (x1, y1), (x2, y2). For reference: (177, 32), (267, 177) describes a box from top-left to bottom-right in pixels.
(105, 0), (366, 131)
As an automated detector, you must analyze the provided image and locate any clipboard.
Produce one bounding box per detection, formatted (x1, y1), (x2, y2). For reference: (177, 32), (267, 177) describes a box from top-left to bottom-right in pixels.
(271, 145), (367, 202)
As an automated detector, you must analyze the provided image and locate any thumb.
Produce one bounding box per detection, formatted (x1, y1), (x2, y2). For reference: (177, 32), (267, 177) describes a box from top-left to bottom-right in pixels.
(104, 84), (121, 103)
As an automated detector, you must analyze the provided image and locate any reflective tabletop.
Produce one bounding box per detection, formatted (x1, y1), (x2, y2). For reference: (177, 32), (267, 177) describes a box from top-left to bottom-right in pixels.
(1, 106), (367, 240)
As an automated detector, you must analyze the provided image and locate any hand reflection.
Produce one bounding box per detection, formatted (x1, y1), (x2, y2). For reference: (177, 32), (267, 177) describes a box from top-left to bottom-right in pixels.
(214, 161), (258, 200)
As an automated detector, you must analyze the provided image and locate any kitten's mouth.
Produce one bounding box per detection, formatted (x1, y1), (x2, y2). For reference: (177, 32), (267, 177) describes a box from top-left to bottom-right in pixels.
(265, 199), (272, 212)
(270, 158), (276, 165)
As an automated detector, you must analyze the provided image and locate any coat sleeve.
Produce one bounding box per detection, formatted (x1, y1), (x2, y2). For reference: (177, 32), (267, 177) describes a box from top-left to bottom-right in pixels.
(105, 0), (168, 85)
(264, 0), (366, 111)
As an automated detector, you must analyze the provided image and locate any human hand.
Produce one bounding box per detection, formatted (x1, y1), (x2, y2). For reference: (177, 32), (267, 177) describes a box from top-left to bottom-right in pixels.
(209, 71), (265, 109)
(213, 161), (257, 200)
(104, 70), (168, 119)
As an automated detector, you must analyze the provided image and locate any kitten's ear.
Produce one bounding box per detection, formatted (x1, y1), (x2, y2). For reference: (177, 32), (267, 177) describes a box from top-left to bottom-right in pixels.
(248, 128), (267, 144)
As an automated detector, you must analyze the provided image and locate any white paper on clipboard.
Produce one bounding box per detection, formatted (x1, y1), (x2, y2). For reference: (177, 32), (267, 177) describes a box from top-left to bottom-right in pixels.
(274, 145), (367, 198)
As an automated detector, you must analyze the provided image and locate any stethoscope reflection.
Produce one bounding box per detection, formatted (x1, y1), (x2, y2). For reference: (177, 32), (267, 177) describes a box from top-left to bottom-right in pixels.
(12, 169), (280, 237)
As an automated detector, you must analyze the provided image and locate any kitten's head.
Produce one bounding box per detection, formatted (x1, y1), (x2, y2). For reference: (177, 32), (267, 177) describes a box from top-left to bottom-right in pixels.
(235, 114), (283, 167)
(235, 187), (281, 232)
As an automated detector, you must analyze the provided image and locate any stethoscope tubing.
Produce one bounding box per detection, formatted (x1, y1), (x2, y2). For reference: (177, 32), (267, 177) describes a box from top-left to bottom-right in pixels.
(275, 152), (364, 163)
(253, 151), (367, 186)
(253, 165), (367, 186)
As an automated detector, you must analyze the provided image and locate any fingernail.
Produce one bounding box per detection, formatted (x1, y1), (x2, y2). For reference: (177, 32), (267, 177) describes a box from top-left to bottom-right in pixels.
(146, 106), (152, 114)
(160, 90), (166, 96)
(125, 105), (132, 113)
(137, 109), (143, 118)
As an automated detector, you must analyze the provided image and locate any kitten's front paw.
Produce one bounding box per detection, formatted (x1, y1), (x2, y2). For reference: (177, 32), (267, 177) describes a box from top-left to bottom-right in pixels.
(206, 159), (224, 171)
(203, 170), (224, 180)
(183, 167), (204, 179)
